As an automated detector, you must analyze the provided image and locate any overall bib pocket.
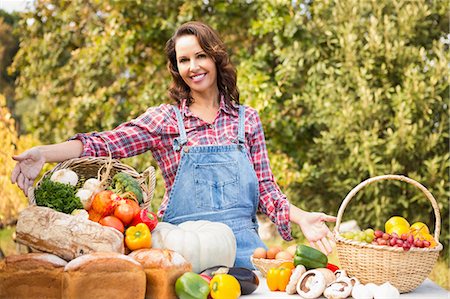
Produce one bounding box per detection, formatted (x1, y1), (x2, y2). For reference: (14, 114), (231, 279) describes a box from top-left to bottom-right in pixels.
(194, 161), (239, 210)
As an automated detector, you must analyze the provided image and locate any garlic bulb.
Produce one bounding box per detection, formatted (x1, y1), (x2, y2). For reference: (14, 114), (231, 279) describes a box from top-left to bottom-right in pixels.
(50, 169), (78, 186)
(83, 178), (102, 193)
(75, 188), (94, 210)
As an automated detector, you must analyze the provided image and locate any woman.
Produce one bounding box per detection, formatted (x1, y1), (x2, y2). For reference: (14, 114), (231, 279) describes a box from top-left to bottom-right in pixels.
(11, 21), (335, 269)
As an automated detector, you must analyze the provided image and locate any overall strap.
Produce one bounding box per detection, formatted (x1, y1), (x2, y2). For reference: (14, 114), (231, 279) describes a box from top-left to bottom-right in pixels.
(172, 106), (188, 151)
(237, 105), (246, 144)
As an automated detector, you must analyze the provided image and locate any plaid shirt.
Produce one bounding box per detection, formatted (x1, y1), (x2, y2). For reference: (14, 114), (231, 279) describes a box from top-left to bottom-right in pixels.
(71, 98), (292, 240)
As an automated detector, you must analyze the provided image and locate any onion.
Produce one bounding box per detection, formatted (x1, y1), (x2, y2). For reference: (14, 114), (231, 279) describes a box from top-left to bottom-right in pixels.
(50, 169), (78, 186)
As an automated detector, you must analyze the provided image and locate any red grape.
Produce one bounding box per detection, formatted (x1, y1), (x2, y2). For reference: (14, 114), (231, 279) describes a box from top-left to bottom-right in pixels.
(374, 230), (384, 238)
(382, 233), (390, 240)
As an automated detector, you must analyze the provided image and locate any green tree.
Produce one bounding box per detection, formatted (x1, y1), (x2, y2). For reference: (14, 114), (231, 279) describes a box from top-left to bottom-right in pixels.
(10, 0), (449, 251)
(0, 10), (20, 111)
(241, 0), (449, 248)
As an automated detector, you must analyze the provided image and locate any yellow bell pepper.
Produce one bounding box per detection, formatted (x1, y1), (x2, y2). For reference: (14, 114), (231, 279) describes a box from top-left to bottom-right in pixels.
(125, 222), (152, 251)
(266, 266), (292, 292)
(209, 274), (241, 299)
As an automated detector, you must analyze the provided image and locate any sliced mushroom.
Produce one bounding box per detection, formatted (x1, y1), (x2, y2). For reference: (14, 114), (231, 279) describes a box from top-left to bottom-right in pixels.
(324, 276), (354, 299)
(285, 265), (306, 294)
(296, 268), (336, 299)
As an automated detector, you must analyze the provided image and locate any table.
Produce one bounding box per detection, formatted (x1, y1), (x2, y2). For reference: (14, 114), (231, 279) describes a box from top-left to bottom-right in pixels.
(245, 272), (450, 298)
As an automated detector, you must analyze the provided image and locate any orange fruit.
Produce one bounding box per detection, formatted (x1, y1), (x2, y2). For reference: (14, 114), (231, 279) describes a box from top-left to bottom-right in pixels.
(410, 222), (430, 235)
(385, 216), (410, 234)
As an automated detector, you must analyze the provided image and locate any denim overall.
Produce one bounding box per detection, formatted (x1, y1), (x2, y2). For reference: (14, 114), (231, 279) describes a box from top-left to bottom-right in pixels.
(162, 105), (267, 269)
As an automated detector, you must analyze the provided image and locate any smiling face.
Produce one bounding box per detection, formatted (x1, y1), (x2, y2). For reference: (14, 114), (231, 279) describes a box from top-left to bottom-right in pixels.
(175, 35), (218, 100)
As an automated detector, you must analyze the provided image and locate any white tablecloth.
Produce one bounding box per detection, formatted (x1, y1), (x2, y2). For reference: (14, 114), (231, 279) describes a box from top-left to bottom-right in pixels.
(245, 272), (449, 298)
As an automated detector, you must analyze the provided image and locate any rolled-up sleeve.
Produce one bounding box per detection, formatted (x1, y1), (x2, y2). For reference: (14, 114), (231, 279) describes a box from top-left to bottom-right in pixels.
(248, 110), (292, 241)
(69, 105), (168, 159)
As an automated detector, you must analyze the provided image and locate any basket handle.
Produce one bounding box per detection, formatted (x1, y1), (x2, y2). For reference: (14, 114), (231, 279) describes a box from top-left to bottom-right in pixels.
(334, 174), (441, 240)
(141, 165), (156, 203)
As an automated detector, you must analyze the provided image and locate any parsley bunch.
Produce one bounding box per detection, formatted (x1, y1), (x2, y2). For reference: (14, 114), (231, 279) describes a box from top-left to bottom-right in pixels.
(34, 178), (83, 214)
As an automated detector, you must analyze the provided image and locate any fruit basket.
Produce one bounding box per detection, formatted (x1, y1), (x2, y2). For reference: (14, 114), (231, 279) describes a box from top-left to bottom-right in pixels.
(28, 156), (156, 211)
(250, 257), (292, 277)
(334, 175), (443, 293)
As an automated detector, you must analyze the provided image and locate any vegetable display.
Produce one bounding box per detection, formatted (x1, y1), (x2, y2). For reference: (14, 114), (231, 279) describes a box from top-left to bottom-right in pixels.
(294, 245), (328, 269)
(175, 272), (210, 299)
(34, 178), (83, 214)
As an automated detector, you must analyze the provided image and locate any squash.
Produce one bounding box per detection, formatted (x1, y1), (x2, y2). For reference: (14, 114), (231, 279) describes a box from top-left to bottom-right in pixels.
(151, 220), (236, 273)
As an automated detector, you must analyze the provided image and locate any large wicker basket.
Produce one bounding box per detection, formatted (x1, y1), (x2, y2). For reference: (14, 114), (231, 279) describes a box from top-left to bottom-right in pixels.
(334, 175), (443, 293)
(28, 156), (156, 211)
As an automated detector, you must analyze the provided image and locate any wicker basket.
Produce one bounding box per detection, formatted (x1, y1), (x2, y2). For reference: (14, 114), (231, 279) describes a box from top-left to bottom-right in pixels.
(28, 156), (156, 211)
(334, 175), (443, 293)
(251, 257), (292, 277)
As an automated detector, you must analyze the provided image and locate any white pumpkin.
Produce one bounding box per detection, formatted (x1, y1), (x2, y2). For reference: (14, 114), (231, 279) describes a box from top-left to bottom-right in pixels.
(151, 220), (236, 273)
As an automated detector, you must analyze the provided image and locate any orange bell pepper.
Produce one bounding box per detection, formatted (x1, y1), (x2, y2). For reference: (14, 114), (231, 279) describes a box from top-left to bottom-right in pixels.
(266, 266), (292, 292)
(125, 223), (152, 251)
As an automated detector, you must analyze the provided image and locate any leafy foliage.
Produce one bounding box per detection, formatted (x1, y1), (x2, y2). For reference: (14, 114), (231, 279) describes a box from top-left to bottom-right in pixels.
(0, 94), (39, 225)
(8, 0), (449, 252)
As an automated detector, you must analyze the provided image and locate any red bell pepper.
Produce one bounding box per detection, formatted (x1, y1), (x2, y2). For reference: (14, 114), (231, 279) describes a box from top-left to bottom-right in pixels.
(326, 263), (340, 273)
(130, 209), (158, 232)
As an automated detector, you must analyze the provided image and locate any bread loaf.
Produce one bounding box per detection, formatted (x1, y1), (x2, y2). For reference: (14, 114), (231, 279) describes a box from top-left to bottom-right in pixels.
(0, 253), (67, 299)
(129, 248), (192, 299)
(62, 252), (146, 299)
(16, 206), (124, 261)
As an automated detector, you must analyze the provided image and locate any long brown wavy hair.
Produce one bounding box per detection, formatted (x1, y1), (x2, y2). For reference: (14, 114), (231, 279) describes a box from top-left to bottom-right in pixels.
(165, 21), (239, 108)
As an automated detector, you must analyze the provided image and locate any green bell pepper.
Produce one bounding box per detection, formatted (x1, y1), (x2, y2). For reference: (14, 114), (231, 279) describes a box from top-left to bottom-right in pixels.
(175, 272), (210, 299)
(293, 244), (328, 269)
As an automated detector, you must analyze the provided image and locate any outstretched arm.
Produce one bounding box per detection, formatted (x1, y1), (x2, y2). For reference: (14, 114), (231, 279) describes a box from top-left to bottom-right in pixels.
(11, 140), (83, 196)
(289, 203), (336, 255)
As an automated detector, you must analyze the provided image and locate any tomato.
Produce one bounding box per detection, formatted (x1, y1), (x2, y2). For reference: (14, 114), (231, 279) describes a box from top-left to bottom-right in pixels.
(127, 199), (141, 218)
(91, 190), (117, 217)
(114, 199), (136, 226)
(99, 215), (125, 233)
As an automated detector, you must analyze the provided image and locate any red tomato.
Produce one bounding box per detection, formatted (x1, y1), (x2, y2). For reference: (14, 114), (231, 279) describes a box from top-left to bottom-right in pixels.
(99, 215), (125, 233)
(127, 199), (141, 218)
(114, 200), (135, 226)
(91, 190), (117, 217)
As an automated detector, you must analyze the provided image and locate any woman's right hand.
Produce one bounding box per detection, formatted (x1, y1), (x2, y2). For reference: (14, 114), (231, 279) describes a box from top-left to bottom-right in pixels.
(11, 147), (46, 196)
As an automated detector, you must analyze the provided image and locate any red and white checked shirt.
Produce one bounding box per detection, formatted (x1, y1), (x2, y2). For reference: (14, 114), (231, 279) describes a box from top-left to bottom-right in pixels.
(71, 97), (292, 240)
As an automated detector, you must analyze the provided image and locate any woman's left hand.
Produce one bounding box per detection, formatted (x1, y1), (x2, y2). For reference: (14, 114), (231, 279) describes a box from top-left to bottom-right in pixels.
(290, 205), (337, 255)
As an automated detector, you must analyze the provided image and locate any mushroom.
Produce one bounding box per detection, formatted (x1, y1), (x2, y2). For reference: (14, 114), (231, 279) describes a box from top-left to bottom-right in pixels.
(373, 282), (400, 299)
(285, 265), (306, 294)
(324, 276), (354, 299)
(334, 269), (348, 280)
(352, 284), (374, 299)
(296, 268), (336, 299)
